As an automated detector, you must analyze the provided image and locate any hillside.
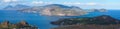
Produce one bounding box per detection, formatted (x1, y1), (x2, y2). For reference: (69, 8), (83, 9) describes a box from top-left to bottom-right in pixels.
(19, 4), (88, 16)
(51, 15), (120, 29)
(51, 15), (120, 25)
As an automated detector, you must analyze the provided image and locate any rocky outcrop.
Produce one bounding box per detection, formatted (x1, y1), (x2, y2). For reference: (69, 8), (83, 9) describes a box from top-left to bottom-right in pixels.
(51, 15), (120, 29)
(88, 8), (107, 12)
(51, 15), (120, 25)
(0, 20), (38, 29)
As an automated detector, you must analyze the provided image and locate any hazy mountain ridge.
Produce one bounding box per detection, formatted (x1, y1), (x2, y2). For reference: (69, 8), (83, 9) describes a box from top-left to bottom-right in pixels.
(2, 4), (30, 10)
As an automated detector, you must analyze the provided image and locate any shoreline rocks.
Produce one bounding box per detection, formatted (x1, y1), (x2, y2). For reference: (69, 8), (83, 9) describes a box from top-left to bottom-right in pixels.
(0, 20), (38, 29)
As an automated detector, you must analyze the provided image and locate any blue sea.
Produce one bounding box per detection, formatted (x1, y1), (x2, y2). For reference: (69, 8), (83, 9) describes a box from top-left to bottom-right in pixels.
(0, 10), (120, 29)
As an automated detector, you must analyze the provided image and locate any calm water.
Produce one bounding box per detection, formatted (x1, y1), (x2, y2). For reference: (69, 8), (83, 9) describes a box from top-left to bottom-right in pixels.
(0, 10), (120, 29)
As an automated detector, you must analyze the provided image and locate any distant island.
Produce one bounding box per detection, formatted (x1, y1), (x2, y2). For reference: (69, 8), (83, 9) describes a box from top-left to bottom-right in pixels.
(19, 4), (88, 16)
(51, 15), (120, 29)
(0, 20), (38, 29)
(18, 4), (107, 16)
(2, 4), (30, 10)
(87, 8), (107, 12)
(1, 4), (107, 16)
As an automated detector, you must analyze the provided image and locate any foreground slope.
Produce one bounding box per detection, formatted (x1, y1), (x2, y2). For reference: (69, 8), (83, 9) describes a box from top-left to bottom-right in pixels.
(51, 15), (120, 29)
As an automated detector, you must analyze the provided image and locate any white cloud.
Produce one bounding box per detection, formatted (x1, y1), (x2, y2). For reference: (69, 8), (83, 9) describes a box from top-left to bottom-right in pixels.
(3, 0), (18, 3)
(32, 1), (43, 4)
(63, 2), (81, 5)
(31, 1), (52, 5)
(62, 2), (105, 6)
(84, 2), (105, 6)
(86, 2), (97, 6)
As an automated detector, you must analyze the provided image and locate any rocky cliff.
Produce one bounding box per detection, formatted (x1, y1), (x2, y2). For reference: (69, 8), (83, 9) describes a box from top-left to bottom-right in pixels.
(0, 21), (38, 29)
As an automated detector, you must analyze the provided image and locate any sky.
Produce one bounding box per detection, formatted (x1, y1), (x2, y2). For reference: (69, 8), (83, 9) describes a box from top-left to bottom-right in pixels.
(0, 0), (120, 9)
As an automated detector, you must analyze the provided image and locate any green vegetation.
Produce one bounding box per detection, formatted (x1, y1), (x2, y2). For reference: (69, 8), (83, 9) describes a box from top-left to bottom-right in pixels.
(51, 15), (120, 25)
(51, 15), (120, 29)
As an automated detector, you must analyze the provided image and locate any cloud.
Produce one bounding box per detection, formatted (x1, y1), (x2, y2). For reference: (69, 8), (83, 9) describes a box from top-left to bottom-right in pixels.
(3, 0), (18, 3)
(63, 2), (81, 5)
(31, 1), (52, 5)
(85, 2), (97, 6)
(62, 2), (105, 6)
(0, 0), (19, 6)
(85, 2), (105, 6)
(32, 1), (43, 4)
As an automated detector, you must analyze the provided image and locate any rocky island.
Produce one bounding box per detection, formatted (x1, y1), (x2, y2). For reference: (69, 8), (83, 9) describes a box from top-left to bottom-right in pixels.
(19, 4), (88, 16)
(18, 4), (107, 16)
(87, 8), (107, 12)
(51, 15), (120, 29)
(0, 21), (38, 29)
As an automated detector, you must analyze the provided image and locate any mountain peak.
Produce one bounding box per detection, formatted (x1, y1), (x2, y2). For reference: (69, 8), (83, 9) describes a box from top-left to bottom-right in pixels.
(3, 4), (30, 10)
(15, 4), (30, 7)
